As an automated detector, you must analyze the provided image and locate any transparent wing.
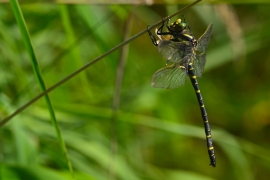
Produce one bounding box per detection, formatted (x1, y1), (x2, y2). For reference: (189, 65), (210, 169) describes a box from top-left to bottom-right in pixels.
(158, 40), (192, 64)
(196, 23), (213, 53)
(193, 23), (213, 77)
(151, 63), (188, 89)
(193, 53), (205, 77)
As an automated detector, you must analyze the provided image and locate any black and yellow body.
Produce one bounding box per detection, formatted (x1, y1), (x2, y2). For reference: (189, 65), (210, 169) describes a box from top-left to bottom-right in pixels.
(148, 17), (216, 167)
(188, 63), (216, 167)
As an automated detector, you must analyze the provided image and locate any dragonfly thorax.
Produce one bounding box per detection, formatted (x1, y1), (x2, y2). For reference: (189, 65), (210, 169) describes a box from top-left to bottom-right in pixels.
(173, 33), (197, 47)
(168, 19), (197, 47)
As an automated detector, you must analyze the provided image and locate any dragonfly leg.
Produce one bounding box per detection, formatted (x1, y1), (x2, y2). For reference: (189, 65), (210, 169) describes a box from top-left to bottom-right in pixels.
(147, 25), (158, 46)
(166, 18), (174, 33)
(147, 17), (175, 46)
(156, 18), (165, 34)
(148, 17), (171, 46)
(156, 18), (173, 36)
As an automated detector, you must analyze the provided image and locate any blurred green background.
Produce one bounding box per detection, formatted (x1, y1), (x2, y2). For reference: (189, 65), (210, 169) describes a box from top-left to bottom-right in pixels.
(1, 1), (270, 180)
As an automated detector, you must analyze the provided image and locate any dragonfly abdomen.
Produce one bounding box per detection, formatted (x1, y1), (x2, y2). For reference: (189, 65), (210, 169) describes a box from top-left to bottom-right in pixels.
(188, 63), (216, 167)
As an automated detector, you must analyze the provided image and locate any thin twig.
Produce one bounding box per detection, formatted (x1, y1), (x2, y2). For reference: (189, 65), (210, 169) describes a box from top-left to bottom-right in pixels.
(109, 12), (133, 180)
(11, 11), (116, 104)
(0, 0), (201, 128)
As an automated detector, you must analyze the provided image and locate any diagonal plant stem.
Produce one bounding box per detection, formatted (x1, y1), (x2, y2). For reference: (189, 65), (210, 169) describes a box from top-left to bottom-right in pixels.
(0, 0), (201, 128)
(9, 0), (75, 178)
(11, 10), (116, 104)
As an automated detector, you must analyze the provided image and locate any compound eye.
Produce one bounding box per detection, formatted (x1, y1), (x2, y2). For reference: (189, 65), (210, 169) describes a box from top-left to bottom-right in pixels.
(181, 22), (187, 28)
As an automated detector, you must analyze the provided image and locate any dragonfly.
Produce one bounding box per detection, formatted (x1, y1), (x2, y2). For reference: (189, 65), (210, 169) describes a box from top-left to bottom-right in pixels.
(147, 17), (216, 167)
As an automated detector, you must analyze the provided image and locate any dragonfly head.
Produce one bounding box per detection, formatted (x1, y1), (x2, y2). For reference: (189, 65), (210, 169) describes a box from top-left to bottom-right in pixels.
(169, 18), (187, 32)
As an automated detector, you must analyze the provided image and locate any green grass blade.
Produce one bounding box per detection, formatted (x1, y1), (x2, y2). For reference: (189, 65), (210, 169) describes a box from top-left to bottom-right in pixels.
(9, 0), (75, 178)
(0, 2), (201, 127)
(59, 5), (94, 99)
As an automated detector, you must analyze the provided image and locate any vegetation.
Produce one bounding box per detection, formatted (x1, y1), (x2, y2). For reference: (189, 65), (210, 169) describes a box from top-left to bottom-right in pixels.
(1, 1), (270, 180)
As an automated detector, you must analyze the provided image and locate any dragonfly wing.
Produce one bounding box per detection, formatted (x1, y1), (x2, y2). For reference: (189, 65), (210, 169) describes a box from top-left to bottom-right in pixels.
(158, 40), (191, 64)
(194, 23), (213, 77)
(196, 23), (213, 53)
(151, 63), (188, 89)
(193, 53), (206, 77)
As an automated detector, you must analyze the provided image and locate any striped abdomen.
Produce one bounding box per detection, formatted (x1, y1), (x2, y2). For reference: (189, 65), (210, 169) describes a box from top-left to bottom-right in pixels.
(188, 63), (216, 167)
